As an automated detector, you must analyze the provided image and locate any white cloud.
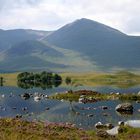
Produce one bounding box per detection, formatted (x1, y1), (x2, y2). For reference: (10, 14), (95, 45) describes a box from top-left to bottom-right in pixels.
(0, 0), (140, 35)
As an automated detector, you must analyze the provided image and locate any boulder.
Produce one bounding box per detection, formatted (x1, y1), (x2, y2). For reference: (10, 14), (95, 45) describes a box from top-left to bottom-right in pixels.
(95, 122), (104, 129)
(118, 121), (124, 126)
(105, 123), (114, 129)
(138, 91), (140, 95)
(115, 103), (133, 112)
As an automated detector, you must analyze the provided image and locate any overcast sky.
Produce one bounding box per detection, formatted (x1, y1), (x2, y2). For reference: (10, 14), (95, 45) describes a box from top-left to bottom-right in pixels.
(0, 0), (140, 35)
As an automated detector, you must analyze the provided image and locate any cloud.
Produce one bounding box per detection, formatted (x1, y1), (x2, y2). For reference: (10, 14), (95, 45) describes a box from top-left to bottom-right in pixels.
(0, 0), (140, 35)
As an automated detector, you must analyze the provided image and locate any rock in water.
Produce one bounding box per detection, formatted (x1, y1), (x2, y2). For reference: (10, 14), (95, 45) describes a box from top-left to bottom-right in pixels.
(115, 103), (133, 112)
(21, 93), (30, 100)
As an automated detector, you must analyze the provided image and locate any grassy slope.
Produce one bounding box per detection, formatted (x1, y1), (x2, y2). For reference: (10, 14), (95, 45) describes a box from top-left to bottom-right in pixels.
(0, 118), (140, 140)
(61, 71), (140, 88)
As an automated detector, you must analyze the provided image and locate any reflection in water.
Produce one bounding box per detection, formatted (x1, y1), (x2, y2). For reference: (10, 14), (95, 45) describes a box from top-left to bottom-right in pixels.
(0, 84), (140, 130)
(17, 80), (62, 89)
(0, 77), (4, 87)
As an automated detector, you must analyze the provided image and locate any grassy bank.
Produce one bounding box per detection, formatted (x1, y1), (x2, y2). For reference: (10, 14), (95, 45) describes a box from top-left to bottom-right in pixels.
(0, 118), (140, 140)
(0, 71), (140, 88)
(0, 73), (18, 87)
(61, 71), (140, 88)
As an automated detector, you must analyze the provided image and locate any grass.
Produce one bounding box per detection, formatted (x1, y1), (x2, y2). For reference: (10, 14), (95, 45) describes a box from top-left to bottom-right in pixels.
(1, 118), (140, 140)
(0, 71), (140, 88)
(61, 71), (140, 88)
(0, 118), (96, 140)
(118, 125), (140, 140)
(0, 73), (18, 87)
(49, 90), (140, 102)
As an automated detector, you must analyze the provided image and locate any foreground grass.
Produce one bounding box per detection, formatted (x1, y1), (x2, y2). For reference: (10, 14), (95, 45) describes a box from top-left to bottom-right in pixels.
(1, 118), (140, 140)
(117, 126), (140, 140)
(0, 118), (96, 140)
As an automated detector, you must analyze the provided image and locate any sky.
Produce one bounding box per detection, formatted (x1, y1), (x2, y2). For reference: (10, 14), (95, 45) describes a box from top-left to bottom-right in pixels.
(0, 0), (140, 35)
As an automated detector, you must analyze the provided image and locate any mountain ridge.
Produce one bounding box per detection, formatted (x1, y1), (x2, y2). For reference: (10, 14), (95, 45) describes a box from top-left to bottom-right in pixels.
(0, 18), (140, 72)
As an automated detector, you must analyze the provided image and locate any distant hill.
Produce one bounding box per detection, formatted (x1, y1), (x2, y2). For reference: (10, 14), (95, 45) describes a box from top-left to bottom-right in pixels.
(0, 29), (50, 51)
(45, 18), (140, 71)
(0, 40), (66, 71)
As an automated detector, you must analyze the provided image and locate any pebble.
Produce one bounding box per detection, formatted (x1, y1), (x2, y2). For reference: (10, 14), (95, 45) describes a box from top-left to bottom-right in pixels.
(12, 107), (17, 110)
(16, 114), (22, 118)
(87, 114), (94, 117)
(45, 107), (50, 110)
(136, 101), (140, 103)
(118, 121), (124, 126)
(34, 96), (41, 102)
(1, 94), (5, 98)
(102, 106), (108, 110)
(22, 107), (28, 111)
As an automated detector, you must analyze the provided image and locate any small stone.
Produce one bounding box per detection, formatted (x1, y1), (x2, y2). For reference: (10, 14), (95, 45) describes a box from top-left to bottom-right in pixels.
(138, 91), (140, 95)
(21, 93), (30, 100)
(95, 122), (104, 129)
(118, 121), (124, 126)
(136, 101), (140, 103)
(116, 92), (121, 95)
(16, 114), (22, 118)
(103, 113), (108, 116)
(102, 106), (108, 110)
(44, 95), (48, 98)
(110, 92), (114, 95)
(12, 107), (17, 109)
(105, 123), (114, 129)
(76, 112), (80, 115)
(45, 107), (50, 110)
(1, 94), (5, 98)
(22, 107), (28, 111)
(87, 114), (94, 117)
(34, 96), (41, 102)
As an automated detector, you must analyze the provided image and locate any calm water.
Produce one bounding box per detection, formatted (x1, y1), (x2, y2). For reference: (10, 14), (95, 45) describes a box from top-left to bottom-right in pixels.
(0, 85), (140, 130)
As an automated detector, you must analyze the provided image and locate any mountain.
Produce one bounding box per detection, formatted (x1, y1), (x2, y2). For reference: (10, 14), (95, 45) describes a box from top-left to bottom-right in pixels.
(0, 40), (66, 71)
(0, 29), (50, 51)
(45, 18), (140, 71)
(0, 18), (140, 72)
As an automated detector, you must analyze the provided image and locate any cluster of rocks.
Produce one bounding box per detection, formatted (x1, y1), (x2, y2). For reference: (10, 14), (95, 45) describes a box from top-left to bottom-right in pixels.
(94, 102), (135, 138)
(20, 92), (48, 102)
(78, 97), (98, 103)
(95, 120), (126, 138)
(95, 122), (114, 129)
